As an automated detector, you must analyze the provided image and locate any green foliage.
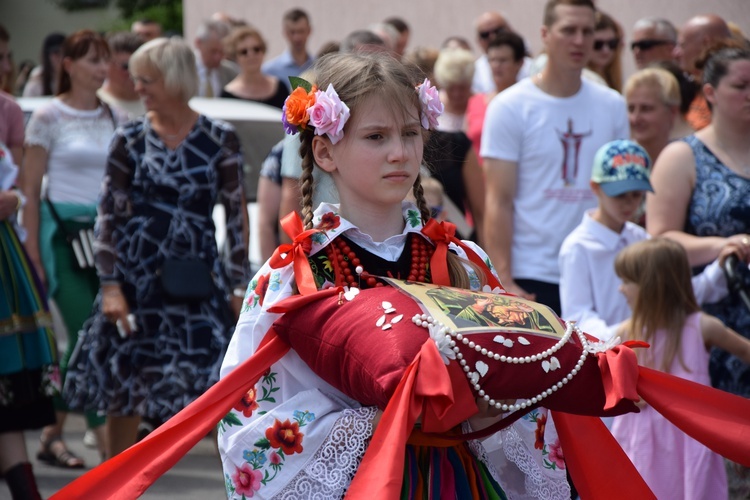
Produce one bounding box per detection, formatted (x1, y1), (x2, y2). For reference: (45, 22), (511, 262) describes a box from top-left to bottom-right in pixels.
(49, 0), (183, 36)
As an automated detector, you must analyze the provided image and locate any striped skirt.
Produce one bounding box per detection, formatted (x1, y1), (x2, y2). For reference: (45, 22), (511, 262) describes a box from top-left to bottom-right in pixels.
(0, 220), (57, 431)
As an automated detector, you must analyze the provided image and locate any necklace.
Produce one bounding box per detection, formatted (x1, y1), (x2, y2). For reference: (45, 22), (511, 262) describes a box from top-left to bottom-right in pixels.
(325, 234), (434, 288)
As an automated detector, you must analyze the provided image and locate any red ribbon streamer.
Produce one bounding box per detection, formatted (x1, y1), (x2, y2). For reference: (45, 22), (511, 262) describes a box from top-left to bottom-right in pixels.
(421, 219), (503, 289)
(638, 366), (750, 467)
(50, 332), (290, 500)
(552, 412), (656, 500)
(268, 211), (321, 295)
(346, 339), (478, 498)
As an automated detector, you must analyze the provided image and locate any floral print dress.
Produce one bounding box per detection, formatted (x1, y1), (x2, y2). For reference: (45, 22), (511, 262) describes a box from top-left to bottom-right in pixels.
(218, 202), (569, 499)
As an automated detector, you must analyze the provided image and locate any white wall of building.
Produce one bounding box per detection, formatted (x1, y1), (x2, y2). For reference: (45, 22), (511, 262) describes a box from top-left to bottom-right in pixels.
(184, 0), (749, 81)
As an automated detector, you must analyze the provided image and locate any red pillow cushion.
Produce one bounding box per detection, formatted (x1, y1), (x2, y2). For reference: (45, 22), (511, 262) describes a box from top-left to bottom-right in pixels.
(271, 279), (638, 416)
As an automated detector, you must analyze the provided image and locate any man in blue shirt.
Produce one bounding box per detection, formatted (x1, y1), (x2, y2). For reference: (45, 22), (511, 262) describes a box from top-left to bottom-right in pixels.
(262, 8), (314, 91)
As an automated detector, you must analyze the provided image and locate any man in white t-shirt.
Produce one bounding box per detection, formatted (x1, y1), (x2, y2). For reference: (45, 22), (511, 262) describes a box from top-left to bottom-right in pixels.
(480, 0), (629, 315)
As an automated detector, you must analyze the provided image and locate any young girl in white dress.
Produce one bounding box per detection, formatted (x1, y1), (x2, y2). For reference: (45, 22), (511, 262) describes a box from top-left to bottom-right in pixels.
(218, 51), (569, 499)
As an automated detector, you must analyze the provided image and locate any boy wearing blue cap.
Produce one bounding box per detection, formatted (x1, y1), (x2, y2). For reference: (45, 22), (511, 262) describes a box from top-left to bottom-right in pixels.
(559, 140), (728, 341)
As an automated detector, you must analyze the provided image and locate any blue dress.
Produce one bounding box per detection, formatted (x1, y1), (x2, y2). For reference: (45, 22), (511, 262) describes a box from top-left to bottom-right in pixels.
(684, 135), (750, 397)
(64, 115), (250, 421)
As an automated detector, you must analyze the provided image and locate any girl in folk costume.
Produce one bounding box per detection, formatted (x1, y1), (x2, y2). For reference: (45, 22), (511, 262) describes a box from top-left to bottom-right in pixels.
(611, 238), (750, 499)
(218, 52), (569, 499)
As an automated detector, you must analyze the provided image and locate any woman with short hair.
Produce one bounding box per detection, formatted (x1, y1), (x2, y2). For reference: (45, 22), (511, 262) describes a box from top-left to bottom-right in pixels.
(63, 37), (250, 458)
(221, 27), (288, 108)
(624, 67), (681, 162)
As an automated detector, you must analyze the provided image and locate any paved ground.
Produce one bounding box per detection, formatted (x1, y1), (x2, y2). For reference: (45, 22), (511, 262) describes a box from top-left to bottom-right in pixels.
(0, 414), (226, 499)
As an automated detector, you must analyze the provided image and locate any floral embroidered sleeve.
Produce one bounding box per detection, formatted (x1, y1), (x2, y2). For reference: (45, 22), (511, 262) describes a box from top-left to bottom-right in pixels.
(219, 258), (373, 499)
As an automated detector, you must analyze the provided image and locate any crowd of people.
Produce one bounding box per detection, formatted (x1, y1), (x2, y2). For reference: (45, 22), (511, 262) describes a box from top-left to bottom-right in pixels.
(0, 0), (749, 498)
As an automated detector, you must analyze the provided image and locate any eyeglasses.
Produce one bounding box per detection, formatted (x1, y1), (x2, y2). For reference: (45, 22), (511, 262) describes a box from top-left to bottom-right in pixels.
(593, 39), (619, 51)
(630, 39), (673, 52)
(238, 46), (264, 56)
(478, 26), (507, 41)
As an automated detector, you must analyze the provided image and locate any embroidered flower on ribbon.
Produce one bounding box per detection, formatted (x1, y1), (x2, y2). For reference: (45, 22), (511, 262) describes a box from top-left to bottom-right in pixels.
(234, 387), (260, 418)
(254, 273), (271, 306)
(282, 84), (317, 134)
(232, 463), (263, 497)
(416, 78), (443, 130)
(534, 413), (548, 450)
(318, 212), (341, 231)
(309, 84), (350, 144)
(548, 439), (566, 469)
(428, 322), (456, 365)
(265, 418), (305, 455)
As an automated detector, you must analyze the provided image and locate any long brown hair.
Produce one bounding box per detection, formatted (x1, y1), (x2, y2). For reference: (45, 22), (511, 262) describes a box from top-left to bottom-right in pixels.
(57, 29), (110, 96)
(614, 238), (700, 372)
(587, 11), (623, 92)
(298, 52), (483, 289)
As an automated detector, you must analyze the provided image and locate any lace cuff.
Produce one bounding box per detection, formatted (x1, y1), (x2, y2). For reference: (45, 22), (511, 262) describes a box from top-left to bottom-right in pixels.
(276, 407), (376, 499)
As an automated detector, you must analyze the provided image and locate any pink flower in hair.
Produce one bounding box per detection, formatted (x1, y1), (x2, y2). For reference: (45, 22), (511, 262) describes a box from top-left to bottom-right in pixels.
(308, 84), (350, 144)
(416, 78), (443, 130)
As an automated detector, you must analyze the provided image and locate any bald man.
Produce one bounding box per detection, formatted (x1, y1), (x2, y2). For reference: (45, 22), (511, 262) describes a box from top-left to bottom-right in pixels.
(675, 14), (731, 76)
(675, 14), (731, 130)
(472, 11), (531, 93)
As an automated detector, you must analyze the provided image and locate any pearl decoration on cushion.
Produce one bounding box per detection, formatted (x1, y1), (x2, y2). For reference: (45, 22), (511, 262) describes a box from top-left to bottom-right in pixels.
(412, 315), (593, 413)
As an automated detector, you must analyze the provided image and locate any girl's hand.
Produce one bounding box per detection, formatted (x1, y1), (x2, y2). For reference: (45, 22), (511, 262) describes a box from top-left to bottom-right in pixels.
(101, 285), (132, 336)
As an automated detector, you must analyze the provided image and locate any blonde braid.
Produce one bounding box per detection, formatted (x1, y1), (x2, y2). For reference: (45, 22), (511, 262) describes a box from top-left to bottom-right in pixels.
(298, 132), (316, 230)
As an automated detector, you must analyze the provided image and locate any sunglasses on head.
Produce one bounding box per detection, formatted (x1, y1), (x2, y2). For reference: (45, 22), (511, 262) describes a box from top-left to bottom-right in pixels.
(630, 39), (672, 52)
(238, 46), (264, 56)
(478, 26), (507, 40)
(593, 39), (619, 51)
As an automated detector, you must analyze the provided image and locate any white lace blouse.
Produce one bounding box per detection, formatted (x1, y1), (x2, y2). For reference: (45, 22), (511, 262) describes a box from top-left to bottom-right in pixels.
(24, 98), (127, 205)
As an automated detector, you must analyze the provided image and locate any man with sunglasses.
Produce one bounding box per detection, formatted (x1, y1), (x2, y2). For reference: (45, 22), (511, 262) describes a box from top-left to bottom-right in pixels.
(472, 11), (531, 94)
(630, 17), (677, 70)
(99, 31), (145, 118)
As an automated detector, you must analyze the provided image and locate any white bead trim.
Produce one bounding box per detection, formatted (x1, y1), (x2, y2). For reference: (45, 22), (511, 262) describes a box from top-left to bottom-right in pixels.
(413, 314), (593, 413)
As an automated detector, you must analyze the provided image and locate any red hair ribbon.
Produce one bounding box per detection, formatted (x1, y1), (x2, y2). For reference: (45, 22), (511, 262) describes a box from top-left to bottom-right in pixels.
(269, 211), (322, 296)
(421, 219), (503, 290)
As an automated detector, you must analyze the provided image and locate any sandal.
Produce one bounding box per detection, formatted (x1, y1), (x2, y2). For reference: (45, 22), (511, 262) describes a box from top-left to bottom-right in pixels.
(37, 436), (85, 469)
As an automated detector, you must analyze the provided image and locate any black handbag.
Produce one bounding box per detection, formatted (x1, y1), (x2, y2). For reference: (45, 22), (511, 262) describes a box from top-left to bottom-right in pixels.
(159, 258), (214, 302)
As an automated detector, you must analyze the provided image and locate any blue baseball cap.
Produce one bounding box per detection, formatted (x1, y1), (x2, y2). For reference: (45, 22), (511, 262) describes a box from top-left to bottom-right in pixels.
(591, 140), (654, 197)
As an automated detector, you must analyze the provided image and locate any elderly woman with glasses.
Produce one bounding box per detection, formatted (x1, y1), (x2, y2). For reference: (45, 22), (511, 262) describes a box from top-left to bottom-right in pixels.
(63, 36), (250, 459)
(221, 27), (289, 108)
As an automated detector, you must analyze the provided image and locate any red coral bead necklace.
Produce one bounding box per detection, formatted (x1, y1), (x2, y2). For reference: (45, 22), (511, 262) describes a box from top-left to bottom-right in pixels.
(325, 234), (434, 288)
